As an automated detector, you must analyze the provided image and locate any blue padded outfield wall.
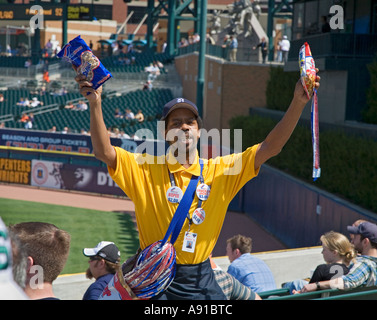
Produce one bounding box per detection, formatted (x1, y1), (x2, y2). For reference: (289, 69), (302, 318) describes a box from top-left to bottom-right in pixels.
(230, 165), (377, 249)
(1, 128), (376, 249)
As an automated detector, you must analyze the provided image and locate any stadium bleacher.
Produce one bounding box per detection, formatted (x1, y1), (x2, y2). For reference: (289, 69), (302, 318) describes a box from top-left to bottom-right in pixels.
(0, 50), (175, 136)
(101, 51), (173, 74)
(260, 285), (377, 300)
(1, 86), (173, 135)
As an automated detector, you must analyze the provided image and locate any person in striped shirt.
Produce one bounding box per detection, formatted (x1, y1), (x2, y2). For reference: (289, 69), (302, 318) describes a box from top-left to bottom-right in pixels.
(210, 256), (261, 300)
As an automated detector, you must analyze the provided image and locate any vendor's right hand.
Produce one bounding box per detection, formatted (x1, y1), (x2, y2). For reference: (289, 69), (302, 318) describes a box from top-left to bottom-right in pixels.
(74, 74), (102, 104)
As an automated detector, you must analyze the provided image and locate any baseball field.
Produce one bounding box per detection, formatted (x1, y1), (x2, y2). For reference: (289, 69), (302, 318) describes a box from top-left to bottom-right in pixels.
(0, 197), (140, 274)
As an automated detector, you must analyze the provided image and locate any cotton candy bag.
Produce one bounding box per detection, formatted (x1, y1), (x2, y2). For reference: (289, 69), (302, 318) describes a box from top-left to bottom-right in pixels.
(299, 42), (316, 99)
(299, 42), (320, 181)
(57, 35), (112, 90)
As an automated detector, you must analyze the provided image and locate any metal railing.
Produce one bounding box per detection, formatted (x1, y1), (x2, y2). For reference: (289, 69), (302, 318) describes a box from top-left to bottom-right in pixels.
(288, 33), (377, 60)
(177, 42), (260, 63)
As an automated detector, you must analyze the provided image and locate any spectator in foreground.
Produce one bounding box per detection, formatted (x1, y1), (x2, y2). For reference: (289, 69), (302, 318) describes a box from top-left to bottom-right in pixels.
(284, 231), (357, 294)
(9, 222), (71, 300)
(210, 255), (261, 300)
(0, 218), (28, 300)
(82, 241), (121, 300)
(300, 222), (377, 293)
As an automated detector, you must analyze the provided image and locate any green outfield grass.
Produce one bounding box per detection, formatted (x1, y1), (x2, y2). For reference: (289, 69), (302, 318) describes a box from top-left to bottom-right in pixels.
(0, 198), (139, 275)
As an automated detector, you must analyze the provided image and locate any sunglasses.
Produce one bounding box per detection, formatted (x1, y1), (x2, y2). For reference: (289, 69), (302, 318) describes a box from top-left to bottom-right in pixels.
(89, 256), (103, 262)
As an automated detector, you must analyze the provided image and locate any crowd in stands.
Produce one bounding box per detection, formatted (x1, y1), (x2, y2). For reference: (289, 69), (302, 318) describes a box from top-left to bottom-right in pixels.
(113, 108), (144, 122)
(178, 33), (201, 48)
(4, 218), (377, 300)
(64, 100), (88, 111)
(18, 112), (34, 129)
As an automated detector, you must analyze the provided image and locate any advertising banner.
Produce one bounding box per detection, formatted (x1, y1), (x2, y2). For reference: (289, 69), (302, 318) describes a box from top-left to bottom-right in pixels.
(0, 128), (166, 155)
(31, 159), (125, 197)
(0, 158), (31, 185)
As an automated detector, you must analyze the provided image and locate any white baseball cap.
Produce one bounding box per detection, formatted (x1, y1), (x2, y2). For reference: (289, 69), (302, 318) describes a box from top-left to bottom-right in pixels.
(83, 241), (120, 263)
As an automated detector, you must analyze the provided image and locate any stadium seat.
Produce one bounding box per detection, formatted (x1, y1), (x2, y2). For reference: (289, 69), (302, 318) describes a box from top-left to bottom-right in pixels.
(315, 287), (377, 300)
(268, 285), (377, 300)
(258, 288), (290, 299)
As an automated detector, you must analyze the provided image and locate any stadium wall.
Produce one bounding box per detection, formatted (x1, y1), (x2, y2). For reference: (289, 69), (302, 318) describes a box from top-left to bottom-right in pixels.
(2, 129), (376, 250)
(233, 164), (377, 249)
(174, 53), (270, 131)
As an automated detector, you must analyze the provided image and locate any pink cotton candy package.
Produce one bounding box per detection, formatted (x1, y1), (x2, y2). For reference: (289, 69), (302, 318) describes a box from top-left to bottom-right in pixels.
(57, 35), (112, 90)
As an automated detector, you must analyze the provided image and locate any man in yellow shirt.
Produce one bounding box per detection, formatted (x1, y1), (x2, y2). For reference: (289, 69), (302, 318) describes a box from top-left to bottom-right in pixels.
(75, 71), (320, 300)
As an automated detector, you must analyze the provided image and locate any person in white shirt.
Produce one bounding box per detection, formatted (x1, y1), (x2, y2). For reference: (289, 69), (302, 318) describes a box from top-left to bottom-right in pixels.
(280, 35), (291, 63)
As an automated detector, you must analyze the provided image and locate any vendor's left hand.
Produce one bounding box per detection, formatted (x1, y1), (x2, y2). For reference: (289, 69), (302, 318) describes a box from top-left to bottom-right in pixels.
(294, 68), (320, 105)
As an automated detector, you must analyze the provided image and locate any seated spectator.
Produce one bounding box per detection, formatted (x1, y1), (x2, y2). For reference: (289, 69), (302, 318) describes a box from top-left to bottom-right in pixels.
(24, 113), (34, 129)
(30, 97), (43, 108)
(82, 241), (121, 300)
(19, 112), (34, 129)
(284, 231), (357, 294)
(75, 100), (88, 111)
(226, 234), (276, 293)
(0, 122), (5, 128)
(135, 109), (144, 123)
(19, 113), (29, 123)
(0, 218), (28, 300)
(16, 98), (30, 107)
(0, 93), (4, 102)
(40, 85), (47, 95)
(301, 222), (377, 293)
(64, 102), (75, 109)
(62, 126), (69, 134)
(145, 63), (160, 81)
(24, 59), (32, 68)
(142, 80), (153, 92)
(48, 126), (57, 133)
(110, 127), (121, 138)
(210, 255), (261, 300)
(154, 60), (164, 69)
(124, 108), (134, 120)
(80, 128), (89, 135)
(9, 222), (71, 300)
(350, 219), (369, 242)
(114, 108), (123, 118)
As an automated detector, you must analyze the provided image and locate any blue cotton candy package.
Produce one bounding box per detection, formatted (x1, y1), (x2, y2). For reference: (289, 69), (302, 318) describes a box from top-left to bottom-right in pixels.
(57, 35), (112, 90)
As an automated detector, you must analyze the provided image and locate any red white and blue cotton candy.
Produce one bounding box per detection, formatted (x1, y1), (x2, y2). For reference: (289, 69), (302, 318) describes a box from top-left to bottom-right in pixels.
(299, 42), (321, 181)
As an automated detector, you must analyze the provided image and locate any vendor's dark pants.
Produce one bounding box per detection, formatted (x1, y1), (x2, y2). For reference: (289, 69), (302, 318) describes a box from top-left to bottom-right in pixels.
(152, 259), (227, 300)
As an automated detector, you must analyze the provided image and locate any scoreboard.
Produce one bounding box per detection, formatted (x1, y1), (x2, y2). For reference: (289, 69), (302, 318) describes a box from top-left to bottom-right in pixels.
(0, 4), (92, 21)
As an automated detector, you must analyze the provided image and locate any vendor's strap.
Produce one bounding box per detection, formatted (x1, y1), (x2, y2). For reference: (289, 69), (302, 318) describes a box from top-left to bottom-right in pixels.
(160, 159), (203, 247)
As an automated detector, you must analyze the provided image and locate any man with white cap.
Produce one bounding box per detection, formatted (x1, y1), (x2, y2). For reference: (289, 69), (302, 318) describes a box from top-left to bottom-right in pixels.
(301, 221), (377, 293)
(82, 241), (121, 300)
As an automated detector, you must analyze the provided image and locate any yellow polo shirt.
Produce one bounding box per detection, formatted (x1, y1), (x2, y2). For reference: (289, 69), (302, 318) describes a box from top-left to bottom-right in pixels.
(108, 144), (260, 264)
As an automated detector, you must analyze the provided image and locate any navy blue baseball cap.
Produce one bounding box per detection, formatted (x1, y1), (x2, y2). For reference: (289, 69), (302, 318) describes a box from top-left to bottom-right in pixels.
(347, 222), (377, 243)
(161, 98), (199, 120)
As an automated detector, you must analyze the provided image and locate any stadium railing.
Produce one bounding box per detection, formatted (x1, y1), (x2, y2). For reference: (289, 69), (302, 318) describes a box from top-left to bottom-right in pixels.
(258, 288), (290, 299)
(316, 287), (377, 300)
(266, 285), (377, 300)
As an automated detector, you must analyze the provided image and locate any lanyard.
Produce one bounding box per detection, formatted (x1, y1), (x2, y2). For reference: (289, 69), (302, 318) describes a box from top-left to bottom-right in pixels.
(160, 160), (204, 247)
(168, 159), (204, 206)
(167, 159), (204, 229)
